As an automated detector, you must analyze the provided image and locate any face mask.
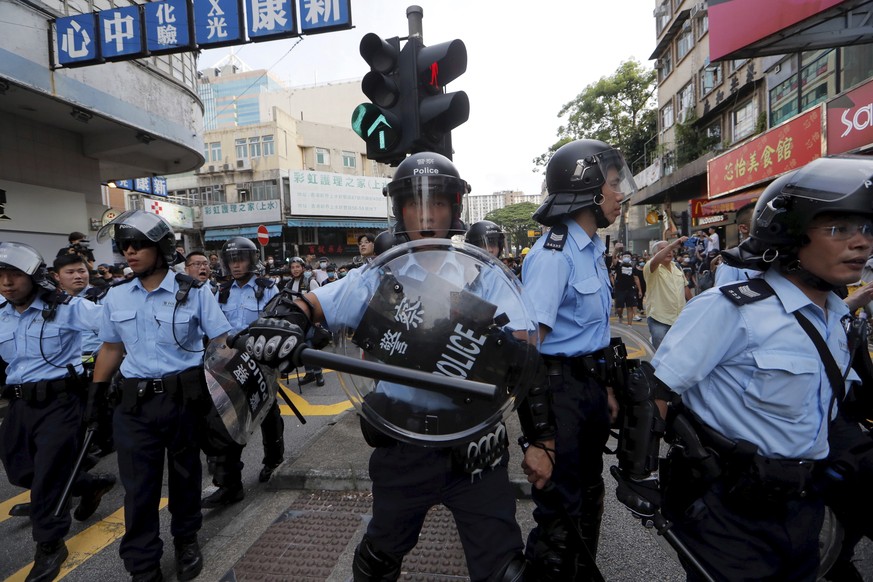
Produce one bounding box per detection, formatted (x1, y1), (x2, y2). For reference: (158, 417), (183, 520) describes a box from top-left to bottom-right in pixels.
(621, 256), (631, 265)
(319, 261), (328, 269)
(682, 259), (690, 265)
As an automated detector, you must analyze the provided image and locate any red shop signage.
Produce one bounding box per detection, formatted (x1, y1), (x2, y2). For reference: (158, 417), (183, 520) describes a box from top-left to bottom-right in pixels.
(707, 106), (823, 199)
(827, 78), (873, 155)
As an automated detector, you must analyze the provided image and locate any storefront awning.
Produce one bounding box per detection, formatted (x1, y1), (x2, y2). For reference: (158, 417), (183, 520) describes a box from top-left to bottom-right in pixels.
(286, 218), (390, 229)
(700, 186), (765, 216)
(204, 224), (283, 241)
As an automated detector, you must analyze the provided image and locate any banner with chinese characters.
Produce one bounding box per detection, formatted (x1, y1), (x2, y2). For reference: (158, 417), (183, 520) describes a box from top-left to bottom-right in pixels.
(202, 199), (282, 227)
(707, 106), (823, 199)
(144, 197), (194, 229)
(288, 170), (389, 218)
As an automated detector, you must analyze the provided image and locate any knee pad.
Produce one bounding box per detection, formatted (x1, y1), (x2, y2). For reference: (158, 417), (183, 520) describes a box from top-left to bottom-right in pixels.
(352, 536), (402, 582)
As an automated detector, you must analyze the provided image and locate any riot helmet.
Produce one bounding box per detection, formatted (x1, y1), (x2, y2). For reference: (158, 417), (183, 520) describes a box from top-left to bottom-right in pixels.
(384, 152), (470, 240)
(533, 139), (637, 228)
(221, 236), (258, 279)
(465, 220), (506, 258)
(0, 242), (48, 284)
(723, 155), (873, 280)
(97, 210), (176, 266)
(288, 256), (306, 278)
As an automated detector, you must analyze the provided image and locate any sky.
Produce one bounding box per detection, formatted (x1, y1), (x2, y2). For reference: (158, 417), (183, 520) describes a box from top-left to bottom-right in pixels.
(202, 1), (657, 197)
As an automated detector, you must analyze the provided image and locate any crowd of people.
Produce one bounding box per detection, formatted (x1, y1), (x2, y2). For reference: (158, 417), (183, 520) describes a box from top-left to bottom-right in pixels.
(3, 143), (873, 582)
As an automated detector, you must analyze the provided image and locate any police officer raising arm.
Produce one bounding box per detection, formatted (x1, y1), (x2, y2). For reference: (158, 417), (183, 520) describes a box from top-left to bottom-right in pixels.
(234, 152), (552, 582)
(91, 211), (231, 582)
(648, 156), (873, 581)
(0, 242), (113, 582)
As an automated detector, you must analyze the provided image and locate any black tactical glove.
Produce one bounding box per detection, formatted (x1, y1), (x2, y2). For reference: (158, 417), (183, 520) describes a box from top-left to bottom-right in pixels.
(84, 381), (109, 427)
(234, 317), (305, 373)
(610, 465), (662, 520)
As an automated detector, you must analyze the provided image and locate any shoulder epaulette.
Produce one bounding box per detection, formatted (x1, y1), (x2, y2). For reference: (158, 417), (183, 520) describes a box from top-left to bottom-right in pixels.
(82, 286), (108, 303)
(255, 276), (276, 289)
(719, 278), (774, 305)
(543, 224), (569, 251)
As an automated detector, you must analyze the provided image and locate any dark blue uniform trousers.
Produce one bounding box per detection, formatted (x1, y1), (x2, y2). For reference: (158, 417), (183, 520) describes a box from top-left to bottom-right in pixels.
(0, 396), (83, 543)
(114, 392), (202, 574)
(367, 443), (522, 582)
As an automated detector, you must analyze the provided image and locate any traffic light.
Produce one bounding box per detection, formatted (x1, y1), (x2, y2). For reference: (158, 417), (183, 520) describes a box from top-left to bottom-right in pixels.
(352, 32), (469, 165)
(352, 33), (405, 165)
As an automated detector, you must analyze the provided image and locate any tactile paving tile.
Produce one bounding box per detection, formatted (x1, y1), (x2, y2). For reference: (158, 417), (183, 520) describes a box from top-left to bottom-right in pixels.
(224, 491), (473, 581)
(225, 490), (372, 581)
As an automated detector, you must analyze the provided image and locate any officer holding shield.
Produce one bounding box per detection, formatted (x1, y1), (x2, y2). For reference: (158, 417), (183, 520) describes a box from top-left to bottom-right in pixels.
(237, 152), (553, 581)
(92, 211), (231, 582)
(521, 139), (637, 580)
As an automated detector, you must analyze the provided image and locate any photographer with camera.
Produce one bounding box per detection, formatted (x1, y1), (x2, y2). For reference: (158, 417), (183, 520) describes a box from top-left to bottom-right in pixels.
(56, 231), (95, 272)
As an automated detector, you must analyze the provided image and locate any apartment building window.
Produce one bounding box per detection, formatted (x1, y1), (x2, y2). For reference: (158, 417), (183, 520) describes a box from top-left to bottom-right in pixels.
(249, 137), (261, 158)
(240, 180), (279, 202)
(661, 101), (674, 131)
(202, 185), (226, 205)
(732, 99), (757, 142)
(676, 23), (694, 61)
(678, 82), (694, 123)
(235, 138), (247, 158)
(700, 62), (722, 96)
(705, 122), (722, 145)
(657, 51), (673, 83)
(654, 2), (671, 36)
(316, 147), (330, 165)
(262, 135), (275, 156)
(769, 73), (799, 126)
(800, 49), (836, 110)
(210, 142), (221, 162)
(730, 59), (749, 73)
(342, 151), (357, 169)
(697, 13), (708, 37)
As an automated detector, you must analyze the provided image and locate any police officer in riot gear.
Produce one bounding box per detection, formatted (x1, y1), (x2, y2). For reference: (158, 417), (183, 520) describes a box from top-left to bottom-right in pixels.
(0, 242), (114, 582)
(203, 236), (282, 508)
(522, 138), (637, 580)
(92, 211), (231, 582)
(641, 156), (873, 581)
(234, 152), (553, 582)
(466, 220), (506, 258)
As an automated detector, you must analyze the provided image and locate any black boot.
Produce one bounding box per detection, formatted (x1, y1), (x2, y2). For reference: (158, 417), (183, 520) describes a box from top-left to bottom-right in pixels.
(259, 460), (283, 483)
(74, 473), (116, 521)
(130, 566), (163, 582)
(9, 502), (31, 517)
(174, 536), (203, 581)
(315, 372), (325, 387)
(201, 484), (244, 509)
(25, 540), (68, 582)
(299, 372), (317, 385)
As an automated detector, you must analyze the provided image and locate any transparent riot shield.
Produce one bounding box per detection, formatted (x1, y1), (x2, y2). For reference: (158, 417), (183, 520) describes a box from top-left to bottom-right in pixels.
(203, 341), (278, 446)
(329, 238), (539, 446)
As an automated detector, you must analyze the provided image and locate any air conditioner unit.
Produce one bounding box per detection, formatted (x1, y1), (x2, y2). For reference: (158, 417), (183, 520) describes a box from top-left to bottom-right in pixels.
(653, 3), (667, 17)
(207, 165), (215, 173)
(236, 158), (251, 170)
(655, 58), (666, 70)
(691, 3), (707, 18)
(222, 163), (231, 172)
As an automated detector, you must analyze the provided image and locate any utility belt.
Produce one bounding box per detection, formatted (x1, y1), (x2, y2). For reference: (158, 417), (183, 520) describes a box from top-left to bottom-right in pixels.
(118, 366), (205, 412)
(360, 416), (509, 476)
(1, 375), (81, 405)
(543, 349), (611, 385)
(667, 408), (821, 507)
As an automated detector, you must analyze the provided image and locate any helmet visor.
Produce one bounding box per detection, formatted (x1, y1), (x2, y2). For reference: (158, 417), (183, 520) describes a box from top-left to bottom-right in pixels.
(0, 242), (43, 275)
(466, 231), (505, 258)
(97, 210), (172, 244)
(593, 149), (637, 202)
(386, 175), (467, 238)
(783, 157), (873, 204)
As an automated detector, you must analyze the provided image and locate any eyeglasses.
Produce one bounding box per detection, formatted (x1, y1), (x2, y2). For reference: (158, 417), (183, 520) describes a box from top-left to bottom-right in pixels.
(118, 239), (151, 252)
(811, 223), (873, 241)
(187, 261), (209, 268)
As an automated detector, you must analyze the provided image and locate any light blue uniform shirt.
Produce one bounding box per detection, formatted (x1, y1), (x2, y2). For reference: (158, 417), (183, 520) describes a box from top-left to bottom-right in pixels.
(0, 294), (101, 384)
(652, 268), (857, 460)
(714, 263), (762, 286)
(521, 218), (612, 357)
(219, 277), (279, 336)
(77, 285), (104, 355)
(100, 271), (231, 379)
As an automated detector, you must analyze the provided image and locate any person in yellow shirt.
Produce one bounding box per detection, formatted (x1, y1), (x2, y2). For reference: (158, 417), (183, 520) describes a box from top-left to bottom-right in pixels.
(642, 237), (691, 349)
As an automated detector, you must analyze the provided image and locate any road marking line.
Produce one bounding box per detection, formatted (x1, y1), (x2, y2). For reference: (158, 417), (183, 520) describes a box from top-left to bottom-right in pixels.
(6, 498), (169, 581)
(0, 490), (30, 525)
(276, 383), (351, 417)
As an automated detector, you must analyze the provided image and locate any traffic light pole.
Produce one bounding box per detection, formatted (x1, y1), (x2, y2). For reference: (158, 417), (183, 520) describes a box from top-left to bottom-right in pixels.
(406, 5), (423, 40)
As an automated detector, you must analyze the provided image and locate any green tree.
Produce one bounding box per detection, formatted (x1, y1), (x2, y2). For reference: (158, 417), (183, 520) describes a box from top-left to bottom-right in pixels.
(484, 202), (542, 251)
(534, 59), (658, 174)
(675, 111), (720, 165)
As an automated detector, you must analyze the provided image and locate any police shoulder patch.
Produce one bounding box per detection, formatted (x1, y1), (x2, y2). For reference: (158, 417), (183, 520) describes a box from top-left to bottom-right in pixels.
(543, 224), (569, 251)
(719, 277), (774, 305)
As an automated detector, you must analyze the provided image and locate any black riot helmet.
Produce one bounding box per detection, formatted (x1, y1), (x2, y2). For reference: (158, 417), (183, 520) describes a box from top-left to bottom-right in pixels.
(533, 139), (637, 228)
(97, 210), (176, 266)
(0, 242), (48, 284)
(465, 220), (506, 258)
(384, 152), (470, 239)
(221, 236), (258, 276)
(723, 155), (873, 279)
